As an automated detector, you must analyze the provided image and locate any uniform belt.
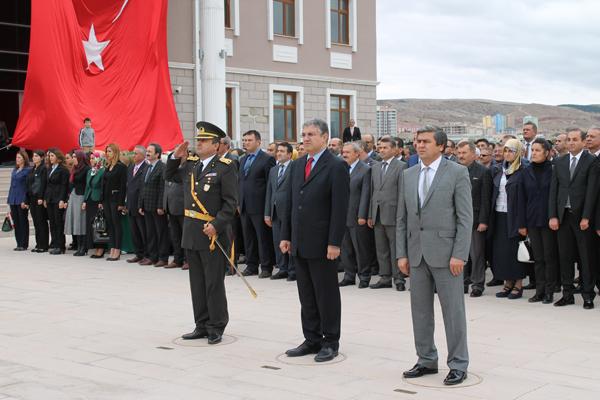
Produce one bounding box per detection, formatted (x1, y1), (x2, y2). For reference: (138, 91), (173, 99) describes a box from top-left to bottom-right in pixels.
(184, 209), (215, 222)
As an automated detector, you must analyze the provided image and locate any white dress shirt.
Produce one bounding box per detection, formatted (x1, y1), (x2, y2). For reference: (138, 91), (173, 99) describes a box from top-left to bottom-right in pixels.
(418, 155), (442, 206)
(199, 154), (216, 172)
(348, 159), (359, 175)
(495, 171), (508, 212)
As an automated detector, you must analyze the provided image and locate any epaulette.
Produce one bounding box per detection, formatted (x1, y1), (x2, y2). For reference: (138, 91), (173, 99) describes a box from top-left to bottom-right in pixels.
(219, 157), (232, 165)
(187, 155), (199, 162)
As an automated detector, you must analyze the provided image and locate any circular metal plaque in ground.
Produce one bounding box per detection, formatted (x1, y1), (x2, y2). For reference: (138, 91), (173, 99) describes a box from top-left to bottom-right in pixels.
(402, 370), (482, 388)
(171, 335), (237, 347)
(275, 352), (347, 366)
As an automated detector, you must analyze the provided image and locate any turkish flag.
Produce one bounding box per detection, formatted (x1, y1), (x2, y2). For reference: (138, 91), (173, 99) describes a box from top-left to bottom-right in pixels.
(12, 0), (183, 152)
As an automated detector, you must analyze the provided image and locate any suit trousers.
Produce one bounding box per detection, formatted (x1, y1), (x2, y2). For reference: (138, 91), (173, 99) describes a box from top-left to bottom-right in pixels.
(374, 223), (403, 282)
(186, 249), (229, 334)
(271, 214), (290, 273)
(528, 226), (558, 297)
(341, 226), (371, 281)
(144, 211), (170, 262)
(129, 214), (146, 258)
(168, 214), (185, 265)
(465, 229), (486, 291)
(30, 202), (49, 250)
(103, 199), (122, 250)
(10, 205), (29, 249)
(240, 212), (275, 273)
(557, 210), (596, 301)
(410, 259), (469, 372)
(47, 203), (65, 250)
(295, 254), (341, 349)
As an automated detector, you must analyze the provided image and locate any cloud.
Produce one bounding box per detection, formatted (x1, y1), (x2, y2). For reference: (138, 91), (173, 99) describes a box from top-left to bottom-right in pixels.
(377, 0), (600, 104)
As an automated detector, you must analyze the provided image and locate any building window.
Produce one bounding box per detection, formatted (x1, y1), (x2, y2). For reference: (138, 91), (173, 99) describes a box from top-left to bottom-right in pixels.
(273, 91), (297, 142)
(274, 0), (295, 37)
(224, 0), (231, 28)
(330, 0), (349, 45)
(329, 95), (350, 139)
(226, 87), (233, 138)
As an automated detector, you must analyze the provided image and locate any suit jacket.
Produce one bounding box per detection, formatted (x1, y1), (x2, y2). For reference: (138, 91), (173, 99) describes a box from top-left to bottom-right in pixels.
(139, 160), (165, 212)
(102, 162), (127, 206)
(368, 157), (407, 225)
(163, 179), (185, 216)
(396, 157), (473, 267)
(84, 167), (105, 203)
(489, 165), (526, 238)
(548, 152), (597, 223)
(126, 162), (148, 216)
(7, 167), (31, 205)
(467, 161), (492, 230)
(238, 150), (276, 215)
(281, 150), (350, 258)
(368, 150), (382, 162)
(44, 165), (70, 204)
(519, 161), (553, 229)
(224, 151), (240, 170)
(264, 161), (291, 220)
(407, 154), (419, 167)
(346, 161), (371, 227)
(342, 126), (361, 143)
(26, 164), (47, 205)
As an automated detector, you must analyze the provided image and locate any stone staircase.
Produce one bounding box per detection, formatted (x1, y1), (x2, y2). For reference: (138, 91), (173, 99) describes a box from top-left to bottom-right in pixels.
(0, 167), (11, 217)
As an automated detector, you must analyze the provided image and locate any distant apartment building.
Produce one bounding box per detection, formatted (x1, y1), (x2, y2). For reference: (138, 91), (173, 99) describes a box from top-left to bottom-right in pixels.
(376, 105), (397, 137)
(167, 0), (378, 144)
(442, 123), (484, 140)
(493, 113), (507, 133)
(482, 115), (493, 129)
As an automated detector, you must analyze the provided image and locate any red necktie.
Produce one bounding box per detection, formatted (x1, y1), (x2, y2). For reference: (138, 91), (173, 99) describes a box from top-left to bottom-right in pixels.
(304, 157), (314, 181)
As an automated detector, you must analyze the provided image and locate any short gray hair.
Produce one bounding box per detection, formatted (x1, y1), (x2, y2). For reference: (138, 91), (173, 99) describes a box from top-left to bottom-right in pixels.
(457, 140), (477, 153)
(344, 141), (362, 153)
(220, 136), (232, 147)
(133, 145), (146, 155)
(303, 118), (329, 135)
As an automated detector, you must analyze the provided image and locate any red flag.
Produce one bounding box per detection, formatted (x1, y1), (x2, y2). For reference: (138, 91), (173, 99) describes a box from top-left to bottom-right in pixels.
(12, 0), (183, 152)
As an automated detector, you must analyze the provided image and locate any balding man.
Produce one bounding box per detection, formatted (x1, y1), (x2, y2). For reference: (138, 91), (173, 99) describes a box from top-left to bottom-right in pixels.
(328, 138), (343, 157)
(362, 134), (381, 161)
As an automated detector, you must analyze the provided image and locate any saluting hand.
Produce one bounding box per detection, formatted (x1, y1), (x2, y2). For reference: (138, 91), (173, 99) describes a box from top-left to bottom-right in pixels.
(173, 141), (189, 159)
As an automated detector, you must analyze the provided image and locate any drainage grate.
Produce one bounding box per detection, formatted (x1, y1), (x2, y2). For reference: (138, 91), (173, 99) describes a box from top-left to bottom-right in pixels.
(156, 346), (174, 350)
(394, 389), (417, 395)
(261, 365), (281, 370)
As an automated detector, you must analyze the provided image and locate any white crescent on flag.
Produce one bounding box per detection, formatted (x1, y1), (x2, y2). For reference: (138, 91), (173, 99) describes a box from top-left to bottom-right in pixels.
(112, 0), (129, 23)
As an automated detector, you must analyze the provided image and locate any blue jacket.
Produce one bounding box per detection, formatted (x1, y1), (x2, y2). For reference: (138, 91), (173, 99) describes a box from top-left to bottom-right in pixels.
(7, 167), (31, 205)
(519, 161), (553, 229)
(407, 154), (419, 167)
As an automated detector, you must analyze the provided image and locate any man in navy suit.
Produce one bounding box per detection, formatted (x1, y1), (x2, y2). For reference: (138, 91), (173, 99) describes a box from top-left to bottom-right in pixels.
(239, 130), (276, 278)
(280, 119), (349, 363)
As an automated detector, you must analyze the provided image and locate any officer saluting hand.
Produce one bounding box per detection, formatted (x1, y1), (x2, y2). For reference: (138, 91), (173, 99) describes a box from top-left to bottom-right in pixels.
(165, 121), (238, 345)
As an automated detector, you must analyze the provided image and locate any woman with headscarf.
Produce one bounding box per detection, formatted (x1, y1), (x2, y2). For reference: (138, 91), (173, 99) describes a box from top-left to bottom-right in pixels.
(64, 150), (91, 256)
(490, 138), (528, 299)
(83, 151), (107, 258)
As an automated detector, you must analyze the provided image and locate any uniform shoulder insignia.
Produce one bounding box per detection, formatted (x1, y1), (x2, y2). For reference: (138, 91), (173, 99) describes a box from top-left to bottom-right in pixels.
(187, 155), (199, 161)
(219, 157), (232, 165)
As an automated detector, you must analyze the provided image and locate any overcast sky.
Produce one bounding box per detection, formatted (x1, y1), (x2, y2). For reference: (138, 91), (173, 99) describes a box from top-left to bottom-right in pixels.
(376, 0), (600, 105)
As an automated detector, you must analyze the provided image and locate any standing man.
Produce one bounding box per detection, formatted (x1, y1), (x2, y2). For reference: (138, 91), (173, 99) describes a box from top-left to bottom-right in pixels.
(339, 142), (372, 288)
(553, 133), (568, 158)
(164, 161), (187, 269)
(265, 142), (294, 281)
(126, 145), (148, 264)
(280, 119), (349, 362)
(78, 117), (95, 152)
(445, 140), (458, 162)
(368, 136), (407, 291)
(397, 126), (473, 386)
(457, 141), (492, 297)
(522, 122), (538, 160)
(266, 142), (277, 158)
(239, 130), (276, 278)
(549, 128), (597, 309)
(362, 134), (381, 161)
(218, 136), (240, 169)
(138, 143), (169, 267)
(478, 147), (493, 168)
(586, 127), (600, 156)
(328, 138), (343, 157)
(165, 122), (237, 344)
(342, 119), (361, 143)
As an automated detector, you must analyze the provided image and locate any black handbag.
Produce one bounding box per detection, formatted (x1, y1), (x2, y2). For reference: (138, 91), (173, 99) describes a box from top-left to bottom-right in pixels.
(92, 209), (110, 244)
(2, 213), (13, 232)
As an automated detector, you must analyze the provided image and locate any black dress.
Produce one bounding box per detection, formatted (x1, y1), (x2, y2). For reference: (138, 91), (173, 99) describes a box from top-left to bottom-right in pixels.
(26, 164), (49, 250)
(102, 162), (127, 249)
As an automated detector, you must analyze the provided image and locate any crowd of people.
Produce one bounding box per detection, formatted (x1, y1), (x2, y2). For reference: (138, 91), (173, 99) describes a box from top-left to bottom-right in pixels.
(6, 121), (600, 310)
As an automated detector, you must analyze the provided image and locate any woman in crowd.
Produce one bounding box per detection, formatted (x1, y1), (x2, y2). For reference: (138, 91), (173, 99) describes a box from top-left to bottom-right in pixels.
(491, 138), (527, 299)
(26, 150), (49, 252)
(83, 151), (106, 258)
(518, 138), (558, 304)
(45, 148), (70, 255)
(7, 150), (31, 251)
(64, 150), (90, 256)
(102, 143), (127, 261)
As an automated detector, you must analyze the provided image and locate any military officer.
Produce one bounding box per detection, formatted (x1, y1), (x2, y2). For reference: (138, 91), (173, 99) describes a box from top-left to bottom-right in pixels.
(165, 121), (238, 345)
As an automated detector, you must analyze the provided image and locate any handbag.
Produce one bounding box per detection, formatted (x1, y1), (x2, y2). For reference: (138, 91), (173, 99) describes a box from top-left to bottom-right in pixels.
(2, 213), (13, 232)
(92, 209), (110, 244)
(517, 238), (534, 263)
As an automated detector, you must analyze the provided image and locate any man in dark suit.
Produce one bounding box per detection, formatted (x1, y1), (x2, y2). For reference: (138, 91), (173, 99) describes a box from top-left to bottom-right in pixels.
(164, 159), (187, 269)
(549, 128), (598, 309)
(217, 135), (241, 267)
(362, 134), (381, 161)
(358, 141), (381, 275)
(457, 141), (492, 297)
(339, 141), (372, 288)
(342, 119), (361, 143)
(264, 142), (294, 280)
(239, 130), (276, 278)
(280, 118), (349, 363)
(126, 145), (149, 264)
(139, 143), (170, 267)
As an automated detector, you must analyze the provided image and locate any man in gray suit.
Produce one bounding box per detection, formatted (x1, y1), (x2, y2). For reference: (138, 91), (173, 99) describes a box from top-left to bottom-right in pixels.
(397, 127), (473, 386)
(368, 136), (407, 291)
(264, 142), (294, 280)
(339, 142), (372, 288)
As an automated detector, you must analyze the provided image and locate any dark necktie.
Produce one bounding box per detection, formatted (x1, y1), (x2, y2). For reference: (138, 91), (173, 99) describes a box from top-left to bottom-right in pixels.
(243, 154), (255, 177)
(277, 164), (285, 185)
(304, 157), (314, 181)
(382, 161), (388, 176)
(145, 164), (153, 182)
(196, 161), (204, 177)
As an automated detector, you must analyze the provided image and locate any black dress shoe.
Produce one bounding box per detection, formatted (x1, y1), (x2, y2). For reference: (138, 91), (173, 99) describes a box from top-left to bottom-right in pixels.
(181, 328), (208, 340)
(358, 280), (369, 289)
(286, 275), (297, 282)
(127, 256), (142, 263)
(271, 271), (288, 280)
(339, 278), (356, 287)
(554, 296), (575, 307)
(464, 285), (469, 294)
(90, 253), (104, 259)
(208, 333), (223, 345)
(285, 341), (321, 357)
(542, 294), (554, 304)
(528, 294), (544, 303)
(444, 369), (467, 386)
(470, 289), (483, 297)
(49, 249), (62, 255)
(14, 247), (26, 251)
(402, 364), (438, 378)
(396, 282), (406, 292)
(486, 278), (503, 287)
(314, 347), (338, 362)
(242, 269), (258, 277)
(370, 279), (392, 289)
(258, 270), (272, 279)
(583, 300), (594, 310)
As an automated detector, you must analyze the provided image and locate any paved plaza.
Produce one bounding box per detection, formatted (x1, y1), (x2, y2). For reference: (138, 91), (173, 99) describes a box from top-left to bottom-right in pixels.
(1, 236), (600, 400)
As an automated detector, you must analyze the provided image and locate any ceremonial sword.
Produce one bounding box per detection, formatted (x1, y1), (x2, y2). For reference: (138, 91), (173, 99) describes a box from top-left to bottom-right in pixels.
(213, 237), (258, 299)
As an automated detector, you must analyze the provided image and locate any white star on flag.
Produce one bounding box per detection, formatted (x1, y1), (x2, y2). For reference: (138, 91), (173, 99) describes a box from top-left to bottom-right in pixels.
(82, 25), (110, 71)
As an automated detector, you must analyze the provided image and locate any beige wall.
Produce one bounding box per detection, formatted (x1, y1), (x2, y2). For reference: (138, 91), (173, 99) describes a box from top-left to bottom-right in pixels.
(167, 0), (194, 64)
